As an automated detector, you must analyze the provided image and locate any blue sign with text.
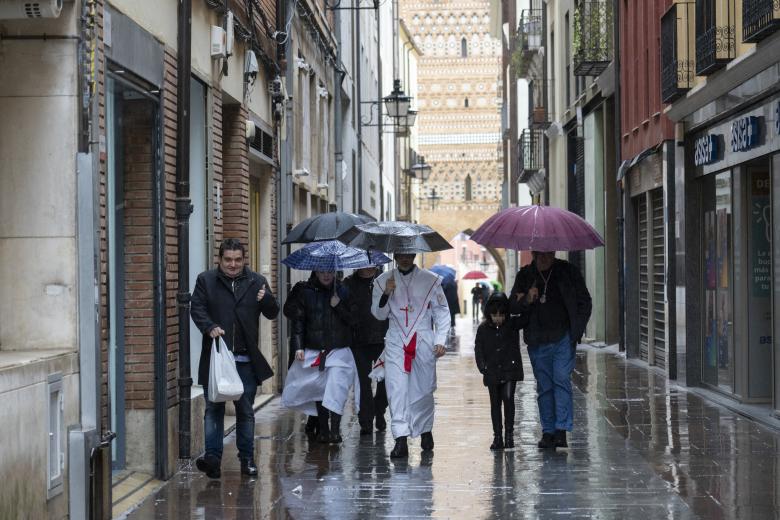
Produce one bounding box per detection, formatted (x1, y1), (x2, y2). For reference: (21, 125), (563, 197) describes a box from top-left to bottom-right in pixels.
(731, 116), (760, 152)
(694, 134), (719, 166)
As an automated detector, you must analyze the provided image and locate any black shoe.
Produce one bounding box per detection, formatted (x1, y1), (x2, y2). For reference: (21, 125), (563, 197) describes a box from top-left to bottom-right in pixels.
(329, 432), (343, 444)
(240, 458), (258, 477)
(537, 432), (556, 450)
(554, 429), (568, 448)
(304, 416), (319, 436)
(421, 432), (434, 451)
(316, 431), (331, 444)
(375, 415), (387, 432)
(195, 454), (221, 479)
(490, 434), (504, 450)
(504, 430), (514, 449)
(359, 421), (373, 435)
(390, 436), (408, 458)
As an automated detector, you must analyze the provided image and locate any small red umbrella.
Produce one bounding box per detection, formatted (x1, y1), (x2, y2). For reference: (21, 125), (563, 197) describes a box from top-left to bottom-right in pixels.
(463, 270), (488, 280)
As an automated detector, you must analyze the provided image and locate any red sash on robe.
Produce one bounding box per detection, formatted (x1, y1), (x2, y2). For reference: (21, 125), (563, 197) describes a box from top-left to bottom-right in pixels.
(403, 333), (417, 373)
(311, 350), (327, 371)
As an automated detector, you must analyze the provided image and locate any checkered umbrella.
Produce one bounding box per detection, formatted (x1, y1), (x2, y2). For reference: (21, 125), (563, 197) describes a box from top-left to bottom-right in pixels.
(281, 240), (391, 271)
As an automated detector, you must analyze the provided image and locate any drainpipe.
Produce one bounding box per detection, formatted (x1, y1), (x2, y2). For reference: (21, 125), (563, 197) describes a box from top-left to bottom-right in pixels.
(377, 6), (384, 218)
(613, 0), (625, 352)
(356, 8), (364, 214)
(334, 6), (344, 210)
(176, 0), (193, 462)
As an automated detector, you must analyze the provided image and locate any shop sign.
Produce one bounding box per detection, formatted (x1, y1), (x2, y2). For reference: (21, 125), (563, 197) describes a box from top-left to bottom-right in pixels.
(731, 116), (760, 152)
(775, 101), (780, 135)
(694, 134), (719, 166)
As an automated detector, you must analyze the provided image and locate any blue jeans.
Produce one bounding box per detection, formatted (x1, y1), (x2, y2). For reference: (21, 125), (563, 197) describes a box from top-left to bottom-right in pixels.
(203, 362), (258, 461)
(527, 333), (575, 434)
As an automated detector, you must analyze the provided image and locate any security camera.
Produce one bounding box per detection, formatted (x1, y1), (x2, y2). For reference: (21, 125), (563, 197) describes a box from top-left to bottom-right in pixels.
(245, 51), (259, 81)
(271, 31), (287, 43)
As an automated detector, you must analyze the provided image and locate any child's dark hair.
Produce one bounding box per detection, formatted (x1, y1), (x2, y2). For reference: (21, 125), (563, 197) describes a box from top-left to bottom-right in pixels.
(482, 292), (509, 326)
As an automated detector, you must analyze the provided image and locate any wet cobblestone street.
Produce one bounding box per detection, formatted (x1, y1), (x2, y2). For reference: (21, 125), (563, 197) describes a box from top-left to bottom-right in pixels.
(123, 318), (780, 519)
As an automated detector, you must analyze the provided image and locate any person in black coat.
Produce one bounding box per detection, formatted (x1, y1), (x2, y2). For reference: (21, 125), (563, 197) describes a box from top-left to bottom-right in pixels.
(442, 279), (461, 327)
(474, 293), (524, 450)
(282, 271), (354, 444)
(509, 251), (592, 450)
(343, 266), (389, 434)
(190, 238), (280, 479)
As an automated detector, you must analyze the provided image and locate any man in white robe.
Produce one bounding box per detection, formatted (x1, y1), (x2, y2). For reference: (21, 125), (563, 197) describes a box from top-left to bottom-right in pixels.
(371, 253), (451, 458)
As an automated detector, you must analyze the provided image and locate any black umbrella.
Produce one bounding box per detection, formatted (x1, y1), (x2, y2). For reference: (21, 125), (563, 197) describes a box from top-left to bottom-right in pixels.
(337, 221), (452, 254)
(282, 212), (373, 244)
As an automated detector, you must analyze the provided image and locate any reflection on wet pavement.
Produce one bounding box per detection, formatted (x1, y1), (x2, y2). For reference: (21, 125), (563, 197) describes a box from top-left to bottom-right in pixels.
(124, 318), (780, 519)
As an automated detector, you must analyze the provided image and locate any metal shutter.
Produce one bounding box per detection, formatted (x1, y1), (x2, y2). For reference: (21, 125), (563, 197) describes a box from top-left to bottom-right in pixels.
(651, 189), (666, 368)
(638, 195), (650, 362)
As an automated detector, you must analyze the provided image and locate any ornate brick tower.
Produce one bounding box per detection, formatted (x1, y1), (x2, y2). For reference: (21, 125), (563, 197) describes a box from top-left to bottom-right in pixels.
(400, 0), (504, 264)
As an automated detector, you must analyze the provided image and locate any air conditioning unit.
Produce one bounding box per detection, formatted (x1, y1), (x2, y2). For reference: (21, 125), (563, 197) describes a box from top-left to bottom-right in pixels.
(245, 120), (256, 140)
(211, 26), (226, 57)
(0, 0), (62, 19)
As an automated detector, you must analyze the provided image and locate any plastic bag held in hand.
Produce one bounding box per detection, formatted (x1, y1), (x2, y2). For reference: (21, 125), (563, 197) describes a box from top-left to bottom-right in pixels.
(208, 337), (244, 402)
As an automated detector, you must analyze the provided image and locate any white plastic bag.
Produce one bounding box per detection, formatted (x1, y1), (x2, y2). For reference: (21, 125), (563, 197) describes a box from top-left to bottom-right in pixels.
(208, 337), (244, 402)
(368, 351), (386, 382)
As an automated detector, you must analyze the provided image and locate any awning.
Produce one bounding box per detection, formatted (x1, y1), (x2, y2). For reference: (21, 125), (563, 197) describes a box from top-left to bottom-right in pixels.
(616, 143), (664, 183)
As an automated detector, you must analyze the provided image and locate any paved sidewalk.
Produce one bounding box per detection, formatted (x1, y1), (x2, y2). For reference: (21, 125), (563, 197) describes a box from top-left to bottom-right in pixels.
(123, 318), (780, 519)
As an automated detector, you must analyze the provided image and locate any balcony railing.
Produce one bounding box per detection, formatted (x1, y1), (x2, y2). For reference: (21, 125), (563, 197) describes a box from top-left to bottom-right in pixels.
(519, 9), (544, 52)
(528, 79), (554, 128)
(743, 0), (780, 42)
(573, 1), (614, 76)
(518, 128), (544, 182)
(695, 0), (735, 75)
(661, 2), (696, 103)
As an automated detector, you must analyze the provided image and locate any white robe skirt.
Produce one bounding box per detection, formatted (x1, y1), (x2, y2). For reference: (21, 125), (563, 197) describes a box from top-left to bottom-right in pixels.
(372, 268), (451, 439)
(281, 347), (360, 417)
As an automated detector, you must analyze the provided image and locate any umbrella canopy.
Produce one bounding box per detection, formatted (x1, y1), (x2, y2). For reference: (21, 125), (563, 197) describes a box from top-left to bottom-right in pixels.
(463, 270), (488, 280)
(470, 205), (605, 251)
(489, 280), (503, 291)
(337, 221), (452, 254)
(282, 212), (373, 244)
(282, 240), (391, 271)
(429, 264), (456, 285)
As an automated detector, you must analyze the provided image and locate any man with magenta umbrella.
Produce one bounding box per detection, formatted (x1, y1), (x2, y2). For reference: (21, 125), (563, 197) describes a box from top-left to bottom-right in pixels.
(471, 205), (600, 450)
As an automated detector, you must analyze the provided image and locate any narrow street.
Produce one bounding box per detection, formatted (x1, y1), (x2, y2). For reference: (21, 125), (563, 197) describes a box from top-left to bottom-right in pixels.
(122, 319), (780, 519)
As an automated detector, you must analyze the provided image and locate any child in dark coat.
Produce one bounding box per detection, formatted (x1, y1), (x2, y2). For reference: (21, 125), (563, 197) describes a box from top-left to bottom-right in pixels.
(474, 293), (524, 450)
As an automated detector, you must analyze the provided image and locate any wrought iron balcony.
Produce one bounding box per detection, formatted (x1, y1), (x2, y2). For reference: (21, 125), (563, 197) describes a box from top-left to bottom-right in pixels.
(528, 79), (553, 129)
(661, 2), (696, 103)
(743, 0), (780, 42)
(695, 0), (735, 75)
(573, 1), (614, 76)
(519, 10), (544, 52)
(518, 128), (544, 182)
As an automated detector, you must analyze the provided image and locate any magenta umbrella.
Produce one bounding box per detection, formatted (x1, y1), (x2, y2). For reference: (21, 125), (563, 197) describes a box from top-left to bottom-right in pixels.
(470, 205), (605, 251)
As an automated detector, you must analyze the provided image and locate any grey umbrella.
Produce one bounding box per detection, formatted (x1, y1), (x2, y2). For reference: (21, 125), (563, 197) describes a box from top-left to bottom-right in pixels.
(282, 212), (373, 244)
(337, 221), (452, 254)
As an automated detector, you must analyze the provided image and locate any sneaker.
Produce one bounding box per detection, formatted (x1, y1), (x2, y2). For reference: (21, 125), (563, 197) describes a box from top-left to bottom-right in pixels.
(390, 436), (408, 458)
(537, 432), (556, 450)
(421, 432), (434, 451)
(489, 434), (504, 450)
(195, 454), (221, 479)
(554, 429), (568, 448)
(240, 458), (258, 476)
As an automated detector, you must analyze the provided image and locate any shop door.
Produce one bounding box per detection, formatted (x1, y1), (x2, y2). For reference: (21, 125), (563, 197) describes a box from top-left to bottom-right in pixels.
(637, 188), (666, 367)
(747, 163), (772, 400)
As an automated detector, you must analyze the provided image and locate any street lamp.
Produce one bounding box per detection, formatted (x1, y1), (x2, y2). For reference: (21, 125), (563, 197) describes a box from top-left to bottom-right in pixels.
(410, 155), (431, 181)
(426, 187), (442, 210)
(383, 79), (411, 119)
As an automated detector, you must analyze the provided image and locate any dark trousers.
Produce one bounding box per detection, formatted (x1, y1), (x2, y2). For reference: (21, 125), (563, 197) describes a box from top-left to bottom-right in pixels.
(203, 362), (258, 461)
(472, 300), (481, 320)
(487, 381), (517, 434)
(351, 343), (388, 425)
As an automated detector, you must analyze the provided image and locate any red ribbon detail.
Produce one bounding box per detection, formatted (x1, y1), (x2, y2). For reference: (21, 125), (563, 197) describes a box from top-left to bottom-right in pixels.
(311, 351), (326, 369)
(403, 333), (417, 373)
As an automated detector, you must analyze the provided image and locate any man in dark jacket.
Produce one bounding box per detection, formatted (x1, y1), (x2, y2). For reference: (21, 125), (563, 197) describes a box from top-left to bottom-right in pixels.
(509, 251), (591, 450)
(190, 239), (279, 478)
(442, 280), (461, 328)
(343, 266), (389, 434)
